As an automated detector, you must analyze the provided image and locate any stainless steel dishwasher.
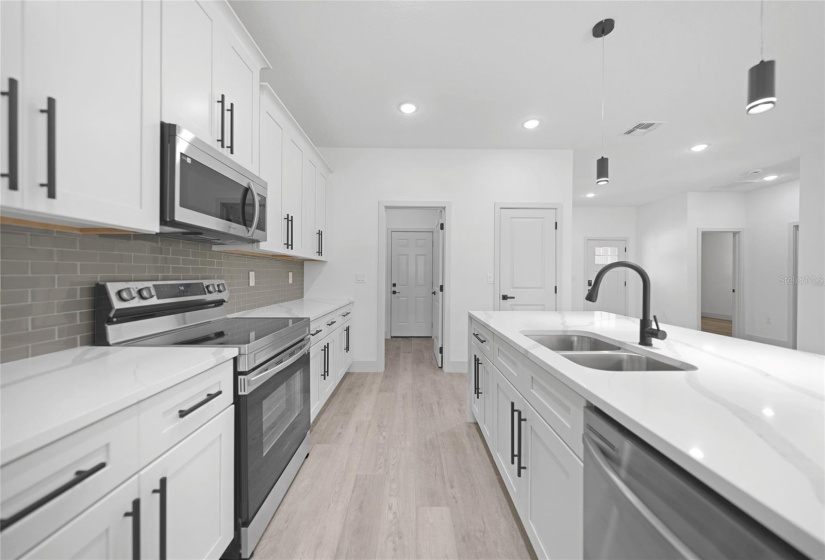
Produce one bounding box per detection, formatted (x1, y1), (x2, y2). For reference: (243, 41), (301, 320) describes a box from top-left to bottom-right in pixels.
(583, 407), (808, 560)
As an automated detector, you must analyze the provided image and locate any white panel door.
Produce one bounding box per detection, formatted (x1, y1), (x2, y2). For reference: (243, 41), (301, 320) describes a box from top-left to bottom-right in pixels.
(522, 402), (583, 560)
(585, 239), (627, 315)
(22, 477), (139, 560)
(391, 231), (433, 337)
(499, 208), (557, 311)
(1, 1), (23, 209)
(161, 0), (215, 144)
(258, 90), (284, 250)
(139, 407), (234, 560)
(22, 0), (159, 232)
(432, 214), (444, 366)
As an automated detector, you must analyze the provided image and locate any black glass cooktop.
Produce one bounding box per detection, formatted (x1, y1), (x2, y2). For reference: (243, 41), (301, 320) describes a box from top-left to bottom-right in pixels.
(130, 317), (307, 349)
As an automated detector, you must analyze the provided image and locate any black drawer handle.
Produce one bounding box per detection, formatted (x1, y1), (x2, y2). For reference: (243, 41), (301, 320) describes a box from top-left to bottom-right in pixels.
(1, 77), (19, 190)
(326, 320), (336, 327)
(0, 461), (106, 531)
(473, 332), (487, 344)
(178, 390), (222, 418)
(227, 102), (234, 154)
(310, 329), (323, 336)
(342, 311), (351, 317)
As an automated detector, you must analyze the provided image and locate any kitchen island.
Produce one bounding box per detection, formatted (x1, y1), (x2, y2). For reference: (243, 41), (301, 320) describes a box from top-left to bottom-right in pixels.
(468, 311), (824, 559)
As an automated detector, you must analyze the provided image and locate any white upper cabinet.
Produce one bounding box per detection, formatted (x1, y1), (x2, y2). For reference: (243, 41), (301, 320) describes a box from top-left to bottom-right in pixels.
(303, 157), (317, 256)
(258, 86), (285, 250)
(1, 1), (22, 210)
(1, 0), (160, 232)
(316, 168), (327, 258)
(282, 137), (305, 254)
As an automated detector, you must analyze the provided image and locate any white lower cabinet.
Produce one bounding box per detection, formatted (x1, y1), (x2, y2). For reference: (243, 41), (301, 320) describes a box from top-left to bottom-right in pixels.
(522, 402), (583, 560)
(139, 406), (235, 560)
(309, 309), (354, 423)
(22, 476), (139, 560)
(475, 333), (584, 560)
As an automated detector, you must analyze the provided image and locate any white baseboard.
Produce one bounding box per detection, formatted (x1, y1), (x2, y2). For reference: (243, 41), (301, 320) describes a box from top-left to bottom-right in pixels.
(444, 360), (468, 374)
(701, 312), (733, 321)
(743, 334), (793, 349)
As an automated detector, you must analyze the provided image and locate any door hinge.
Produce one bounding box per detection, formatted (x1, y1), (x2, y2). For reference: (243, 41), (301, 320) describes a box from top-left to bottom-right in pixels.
(554, 286), (557, 294)
(439, 284), (443, 292)
(439, 346), (443, 355)
(625, 281), (627, 286)
(554, 221), (558, 230)
(624, 247), (627, 252)
(440, 223), (444, 230)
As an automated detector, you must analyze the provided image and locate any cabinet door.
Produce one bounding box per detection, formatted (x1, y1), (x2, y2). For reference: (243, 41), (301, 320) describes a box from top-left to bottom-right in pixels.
(282, 136), (304, 253)
(321, 337), (336, 401)
(160, 0), (215, 144)
(22, 0), (159, 232)
(213, 29), (257, 171)
(303, 156), (317, 257)
(22, 476), (139, 560)
(522, 403), (583, 560)
(479, 356), (494, 443)
(470, 351), (483, 424)
(315, 168), (327, 257)
(309, 341), (323, 421)
(258, 89), (284, 251)
(492, 366), (527, 510)
(139, 406), (234, 560)
(1, 1), (23, 209)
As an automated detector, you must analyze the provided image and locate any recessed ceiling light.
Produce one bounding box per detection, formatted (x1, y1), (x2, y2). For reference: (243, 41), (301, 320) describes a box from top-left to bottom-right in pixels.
(586, 193), (596, 198)
(399, 102), (417, 114)
(522, 119), (540, 130)
(690, 143), (710, 152)
(763, 174), (778, 181)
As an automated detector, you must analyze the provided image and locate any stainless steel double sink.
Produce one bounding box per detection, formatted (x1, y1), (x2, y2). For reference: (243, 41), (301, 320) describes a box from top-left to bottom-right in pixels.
(523, 333), (695, 372)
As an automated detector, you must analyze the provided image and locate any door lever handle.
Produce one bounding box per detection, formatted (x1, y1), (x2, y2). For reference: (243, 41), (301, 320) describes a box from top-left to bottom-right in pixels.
(392, 290), (400, 295)
(501, 294), (515, 301)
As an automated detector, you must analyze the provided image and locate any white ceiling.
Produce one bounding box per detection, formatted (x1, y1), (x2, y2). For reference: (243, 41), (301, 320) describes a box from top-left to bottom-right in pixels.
(230, 1), (824, 207)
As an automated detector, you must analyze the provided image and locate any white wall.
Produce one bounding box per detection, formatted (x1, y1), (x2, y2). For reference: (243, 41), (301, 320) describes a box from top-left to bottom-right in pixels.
(701, 232), (734, 319)
(305, 148), (573, 372)
(744, 181), (800, 345)
(571, 207), (640, 318)
(797, 139), (825, 354)
(386, 208), (440, 229)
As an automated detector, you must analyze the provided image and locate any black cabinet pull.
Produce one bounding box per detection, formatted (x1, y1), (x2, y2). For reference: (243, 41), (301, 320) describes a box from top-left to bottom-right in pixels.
(473, 356), (479, 398)
(473, 332), (487, 344)
(217, 94), (225, 147)
(39, 97), (56, 199)
(326, 320), (336, 327)
(342, 311), (351, 317)
(517, 409), (527, 477)
(1, 77), (19, 190)
(345, 326), (350, 352)
(124, 498), (141, 560)
(317, 230), (322, 256)
(227, 102), (234, 154)
(0, 461), (106, 530)
(178, 390), (222, 418)
(320, 230), (323, 256)
(284, 214), (291, 248)
(290, 216), (294, 250)
(476, 358), (482, 397)
(152, 478), (167, 560)
(310, 329), (323, 336)
(510, 401), (516, 465)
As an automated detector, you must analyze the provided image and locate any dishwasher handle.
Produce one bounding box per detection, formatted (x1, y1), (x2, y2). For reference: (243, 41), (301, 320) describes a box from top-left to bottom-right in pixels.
(583, 433), (698, 560)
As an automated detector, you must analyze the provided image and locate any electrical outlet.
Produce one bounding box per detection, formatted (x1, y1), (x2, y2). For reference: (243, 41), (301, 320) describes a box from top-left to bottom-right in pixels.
(487, 273), (494, 285)
(356, 273), (366, 283)
(249, 271), (255, 286)
(288, 272), (293, 284)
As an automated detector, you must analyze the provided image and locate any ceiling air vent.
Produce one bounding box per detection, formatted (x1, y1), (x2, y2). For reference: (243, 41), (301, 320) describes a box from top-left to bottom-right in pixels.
(622, 121), (666, 137)
(710, 179), (761, 191)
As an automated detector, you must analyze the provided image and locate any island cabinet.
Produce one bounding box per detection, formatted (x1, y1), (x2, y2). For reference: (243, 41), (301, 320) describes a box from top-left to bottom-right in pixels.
(1, 360), (235, 560)
(0, 0), (160, 232)
(469, 321), (584, 560)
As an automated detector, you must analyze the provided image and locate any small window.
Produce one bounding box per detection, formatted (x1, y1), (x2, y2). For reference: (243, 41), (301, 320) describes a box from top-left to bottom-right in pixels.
(595, 246), (619, 265)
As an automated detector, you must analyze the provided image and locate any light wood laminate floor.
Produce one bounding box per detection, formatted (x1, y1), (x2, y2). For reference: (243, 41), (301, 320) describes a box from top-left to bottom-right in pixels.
(254, 338), (535, 560)
(701, 316), (733, 337)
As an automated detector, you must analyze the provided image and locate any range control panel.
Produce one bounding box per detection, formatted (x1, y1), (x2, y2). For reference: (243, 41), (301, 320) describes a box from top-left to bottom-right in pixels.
(100, 279), (229, 310)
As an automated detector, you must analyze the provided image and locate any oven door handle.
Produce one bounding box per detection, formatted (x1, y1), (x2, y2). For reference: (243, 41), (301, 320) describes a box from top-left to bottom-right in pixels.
(238, 338), (310, 395)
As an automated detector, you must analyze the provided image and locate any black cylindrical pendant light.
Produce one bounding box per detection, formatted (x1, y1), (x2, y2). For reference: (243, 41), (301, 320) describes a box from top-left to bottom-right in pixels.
(593, 19), (614, 185)
(747, 60), (776, 114)
(596, 157), (609, 185)
(747, 1), (776, 115)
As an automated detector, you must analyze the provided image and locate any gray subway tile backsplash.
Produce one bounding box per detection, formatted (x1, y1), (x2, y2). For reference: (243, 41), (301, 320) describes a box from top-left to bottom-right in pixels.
(0, 224), (304, 364)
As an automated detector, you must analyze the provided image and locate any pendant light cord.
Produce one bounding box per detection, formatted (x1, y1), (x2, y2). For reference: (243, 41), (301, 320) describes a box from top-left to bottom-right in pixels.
(760, 0), (764, 60)
(601, 26), (605, 155)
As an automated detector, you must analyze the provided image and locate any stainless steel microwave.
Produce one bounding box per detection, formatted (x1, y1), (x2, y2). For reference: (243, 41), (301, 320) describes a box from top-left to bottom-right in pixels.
(160, 122), (267, 245)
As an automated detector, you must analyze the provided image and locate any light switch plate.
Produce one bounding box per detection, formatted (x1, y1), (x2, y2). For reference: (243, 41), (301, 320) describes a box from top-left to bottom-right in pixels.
(249, 271), (255, 286)
(288, 272), (293, 284)
(487, 273), (494, 284)
(356, 273), (366, 283)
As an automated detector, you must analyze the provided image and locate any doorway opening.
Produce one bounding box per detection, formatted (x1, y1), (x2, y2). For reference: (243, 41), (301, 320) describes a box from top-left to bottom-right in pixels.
(698, 230), (743, 338)
(378, 203), (450, 371)
(789, 222), (800, 349)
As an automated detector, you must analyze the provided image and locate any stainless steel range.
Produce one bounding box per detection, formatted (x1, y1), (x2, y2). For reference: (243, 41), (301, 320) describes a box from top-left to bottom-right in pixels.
(95, 279), (311, 559)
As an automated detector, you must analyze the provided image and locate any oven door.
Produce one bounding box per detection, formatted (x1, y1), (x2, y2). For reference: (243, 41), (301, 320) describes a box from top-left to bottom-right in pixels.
(237, 338), (310, 523)
(161, 123), (266, 242)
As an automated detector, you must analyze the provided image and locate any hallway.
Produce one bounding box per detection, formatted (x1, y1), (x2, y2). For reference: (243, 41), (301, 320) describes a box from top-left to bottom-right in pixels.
(254, 338), (534, 559)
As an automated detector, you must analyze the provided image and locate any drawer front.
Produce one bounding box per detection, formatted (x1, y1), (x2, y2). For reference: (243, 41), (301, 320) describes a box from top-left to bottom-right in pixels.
(493, 336), (525, 394)
(1, 407), (140, 559)
(309, 311), (336, 345)
(470, 320), (493, 359)
(523, 358), (585, 459)
(338, 304), (353, 322)
(137, 361), (233, 466)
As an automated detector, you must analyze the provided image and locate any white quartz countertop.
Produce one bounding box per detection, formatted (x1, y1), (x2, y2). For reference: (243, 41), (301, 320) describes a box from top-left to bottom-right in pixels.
(470, 311), (825, 559)
(0, 346), (238, 465)
(231, 297), (354, 321)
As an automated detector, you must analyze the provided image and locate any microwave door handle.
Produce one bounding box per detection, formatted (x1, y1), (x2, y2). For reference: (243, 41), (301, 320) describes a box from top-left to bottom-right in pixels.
(247, 182), (260, 235)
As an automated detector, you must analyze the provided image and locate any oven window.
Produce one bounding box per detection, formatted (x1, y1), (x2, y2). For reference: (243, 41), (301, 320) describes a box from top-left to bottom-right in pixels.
(262, 372), (303, 455)
(180, 157), (265, 232)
